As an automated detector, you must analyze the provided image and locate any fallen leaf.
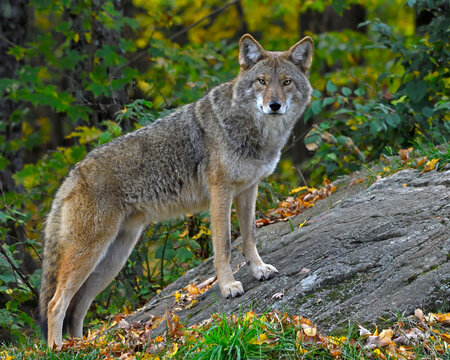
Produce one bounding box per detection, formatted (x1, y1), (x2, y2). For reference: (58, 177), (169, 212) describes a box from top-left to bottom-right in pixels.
(378, 329), (394, 347)
(416, 156), (427, 166)
(250, 333), (269, 345)
(290, 186), (308, 195)
(358, 325), (371, 337)
(422, 158), (439, 172)
(302, 323), (317, 337)
(118, 319), (130, 330)
(431, 312), (450, 325)
(415, 308), (425, 322)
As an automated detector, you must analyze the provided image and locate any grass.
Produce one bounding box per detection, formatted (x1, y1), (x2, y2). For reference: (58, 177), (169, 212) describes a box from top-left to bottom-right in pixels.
(367, 142), (450, 183)
(3, 309), (448, 360)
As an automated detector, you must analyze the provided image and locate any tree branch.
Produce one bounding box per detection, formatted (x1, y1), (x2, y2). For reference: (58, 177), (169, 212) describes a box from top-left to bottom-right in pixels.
(0, 244), (39, 298)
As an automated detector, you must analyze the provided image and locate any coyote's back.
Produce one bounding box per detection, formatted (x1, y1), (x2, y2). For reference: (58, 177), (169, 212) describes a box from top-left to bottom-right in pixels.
(40, 34), (314, 347)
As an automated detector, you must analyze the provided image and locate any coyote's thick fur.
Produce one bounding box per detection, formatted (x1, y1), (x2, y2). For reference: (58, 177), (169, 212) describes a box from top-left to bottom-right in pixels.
(40, 34), (314, 347)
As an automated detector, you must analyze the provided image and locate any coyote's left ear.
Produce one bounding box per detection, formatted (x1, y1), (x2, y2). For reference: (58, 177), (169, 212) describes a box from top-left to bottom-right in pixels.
(239, 34), (266, 70)
(286, 36), (314, 72)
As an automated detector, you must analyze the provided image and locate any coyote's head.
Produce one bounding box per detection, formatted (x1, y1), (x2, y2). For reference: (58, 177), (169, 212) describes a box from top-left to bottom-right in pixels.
(237, 34), (313, 116)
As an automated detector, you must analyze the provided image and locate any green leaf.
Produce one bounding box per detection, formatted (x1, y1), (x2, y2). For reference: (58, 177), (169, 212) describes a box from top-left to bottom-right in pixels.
(312, 89), (322, 98)
(0, 211), (6, 223)
(0, 155), (9, 170)
(326, 80), (337, 94)
(385, 113), (401, 128)
(311, 100), (322, 116)
(8, 46), (27, 61)
(404, 80), (427, 103)
(331, 0), (347, 15)
(98, 131), (111, 145)
(354, 87), (365, 96)
(322, 97), (334, 107)
(341, 87), (352, 96)
(176, 248), (193, 263)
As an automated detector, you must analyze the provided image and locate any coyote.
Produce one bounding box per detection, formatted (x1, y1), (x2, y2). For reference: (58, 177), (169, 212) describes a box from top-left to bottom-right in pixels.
(40, 34), (314, 347)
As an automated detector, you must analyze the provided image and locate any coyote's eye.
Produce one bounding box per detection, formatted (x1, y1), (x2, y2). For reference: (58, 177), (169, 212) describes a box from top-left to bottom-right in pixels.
(283, 79), (292, 86)
(258, 78), (266, 85)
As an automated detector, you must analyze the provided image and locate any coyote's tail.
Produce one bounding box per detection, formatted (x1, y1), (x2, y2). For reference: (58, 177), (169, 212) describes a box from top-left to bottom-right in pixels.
(39, 200), (64, 340)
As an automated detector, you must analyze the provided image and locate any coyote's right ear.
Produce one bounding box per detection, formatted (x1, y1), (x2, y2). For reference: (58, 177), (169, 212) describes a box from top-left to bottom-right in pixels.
(239, 34), (266, 70)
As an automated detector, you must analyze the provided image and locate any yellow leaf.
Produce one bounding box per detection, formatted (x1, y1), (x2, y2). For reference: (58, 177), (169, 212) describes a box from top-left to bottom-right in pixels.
(250, 333), (268, 345)
(174, 291), (181, 302)
(168, 343), (178, 357)
(74, 33), (79, 43)
(423, 158), (440, 172)
(185, 299), (197, 309)
(244, 311), (256, 322)
(290, 186), (308, 195)
(302, 323), (317, 337)
(378, 329), (394, 347)
(179, 228), (188, 238)
(298, 220), (307, 229)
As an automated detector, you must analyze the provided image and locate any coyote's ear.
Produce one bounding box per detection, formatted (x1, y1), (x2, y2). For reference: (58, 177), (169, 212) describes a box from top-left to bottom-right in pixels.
(239, 34), (266, 70)
(287, 36), (314, 72)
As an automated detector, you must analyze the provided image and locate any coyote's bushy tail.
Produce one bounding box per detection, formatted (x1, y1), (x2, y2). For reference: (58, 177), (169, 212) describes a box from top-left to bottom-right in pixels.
(39, 199), (64, 340)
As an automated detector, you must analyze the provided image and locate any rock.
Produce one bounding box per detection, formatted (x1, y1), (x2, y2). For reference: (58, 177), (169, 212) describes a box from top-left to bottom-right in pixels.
(127, 169), (450, 334)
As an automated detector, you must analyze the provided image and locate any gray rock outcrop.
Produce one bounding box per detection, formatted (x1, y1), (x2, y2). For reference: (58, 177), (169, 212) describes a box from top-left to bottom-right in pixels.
(128, 169), (450, 333)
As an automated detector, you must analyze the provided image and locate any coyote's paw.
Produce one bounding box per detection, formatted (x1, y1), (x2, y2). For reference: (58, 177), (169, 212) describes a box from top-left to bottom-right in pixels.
(220, 281), (244, 299)
(250, 263), (278, 281)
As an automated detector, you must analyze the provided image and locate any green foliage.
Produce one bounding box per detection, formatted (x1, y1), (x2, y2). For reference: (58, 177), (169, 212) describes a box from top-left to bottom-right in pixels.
(304, 0), (449, 185)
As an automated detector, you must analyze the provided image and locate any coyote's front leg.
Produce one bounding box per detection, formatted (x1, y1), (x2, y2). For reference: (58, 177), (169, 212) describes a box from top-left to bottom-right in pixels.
(235, 184), (278, 280)
(210, 184), (244, 298)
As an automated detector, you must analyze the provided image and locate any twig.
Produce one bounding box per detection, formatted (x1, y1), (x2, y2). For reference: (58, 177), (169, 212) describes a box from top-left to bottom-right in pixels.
(160, 222), (171, 288)
(0, 34), (21, 48)
(0, 244), (39, 298)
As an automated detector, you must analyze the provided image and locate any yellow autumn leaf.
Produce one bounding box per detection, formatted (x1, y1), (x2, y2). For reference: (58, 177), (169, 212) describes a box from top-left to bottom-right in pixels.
(251, 333), (268, 345)
(174, 291), (181, 302)
(244, 311), (256, 322)
(302, 323), (317, 337)
(168, 343), (178, 357)
(423, 158), (440, 172)
(298, 219), (307, 229)
(378, 328), (394, 347)
(185, 299), (197, 309)
(290, 186), (308, 194)
(179, 228), (188, 238)
(431, 312), (450, 325)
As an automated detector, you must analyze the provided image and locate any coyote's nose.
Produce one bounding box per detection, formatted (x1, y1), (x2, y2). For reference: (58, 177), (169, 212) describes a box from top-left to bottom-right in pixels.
(269, 100), (281, 112)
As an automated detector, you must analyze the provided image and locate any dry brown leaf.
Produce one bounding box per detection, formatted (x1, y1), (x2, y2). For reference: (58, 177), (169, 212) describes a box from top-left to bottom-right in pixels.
(358, 325), (371, 337)
(414, 308), (425, 321)
(118, 319), (130, 330)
